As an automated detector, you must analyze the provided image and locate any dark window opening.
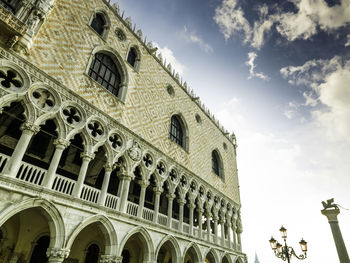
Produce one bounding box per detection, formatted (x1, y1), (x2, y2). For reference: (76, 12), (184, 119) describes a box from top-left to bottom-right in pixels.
(122, 250), (130, 263)
(107, 169), (120, 195)
(212, 151), (220, 176)
(91, 13), (105, 36)
(88, 53), (121, 97)
(127, 47), (137, 67)
(170, 115), (183, 147)
(29, 235), (50, 263)
(84, 243), (100, 263)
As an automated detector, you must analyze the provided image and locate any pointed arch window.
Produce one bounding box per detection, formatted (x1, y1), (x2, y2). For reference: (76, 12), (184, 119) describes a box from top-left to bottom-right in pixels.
(127, 47), (137, 67)
(170, 115), (183, 147)
(91, 13), (105, 36)
(88, 52), (121, 97)
(212, 150), (223, 178)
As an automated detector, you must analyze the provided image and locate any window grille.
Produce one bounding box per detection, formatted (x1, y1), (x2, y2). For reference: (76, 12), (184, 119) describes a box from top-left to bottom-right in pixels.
(88, 53), (121, 97)
(170, 115), (183, 147)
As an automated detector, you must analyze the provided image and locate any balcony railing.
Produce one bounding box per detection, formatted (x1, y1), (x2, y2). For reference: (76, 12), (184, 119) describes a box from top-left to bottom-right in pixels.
(0, 151), (237, 250)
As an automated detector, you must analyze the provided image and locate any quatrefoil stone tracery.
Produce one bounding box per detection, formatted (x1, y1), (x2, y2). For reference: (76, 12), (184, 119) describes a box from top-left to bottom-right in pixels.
(143, 154), (153, 167)
(170, 169), (177, 182)
(88, 121), (104, 138)
(0, 69), (23, 90)
(32, 89), (55, 111)
(109, 134), (122, 149)
(63, 106), (81, 125)
(157, 162), (165, 175)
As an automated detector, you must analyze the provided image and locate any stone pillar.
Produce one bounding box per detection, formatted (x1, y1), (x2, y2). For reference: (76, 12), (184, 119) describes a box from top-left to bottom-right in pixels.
(227, 221), (232, 248)
(178, 197), (185, 232)
(46, 247), (70, 263)
(198, 208), (203, 239)
(232, 223), (237, 249)
(220, 218), (225, 246)
(321, 208), (350, 263)
(98, 165), (113, 206)
(100, 255), (123, 263)
(137, 180), (149, 218)
(43, 138), (70, 188)
(206, 212), (211, 242)
(8, 253), (22, 263)
(72, 152), (95, 198)
(118, 173), (133, 213)
(188, 201), (196, 236)
(213, 215), (219, 244)
(153, 188), (162, 223)
(167, 193), (175, 228)
(4, 122), (40, 178)
(237, 228), (242, 251)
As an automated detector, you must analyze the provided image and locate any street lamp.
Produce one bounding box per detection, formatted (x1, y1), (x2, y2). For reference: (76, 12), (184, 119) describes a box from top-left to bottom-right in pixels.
(269, 226), (307, 263)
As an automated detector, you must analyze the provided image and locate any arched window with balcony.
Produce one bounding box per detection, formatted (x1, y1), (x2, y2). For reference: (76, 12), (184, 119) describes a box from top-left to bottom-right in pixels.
(211, 150), (223, 178)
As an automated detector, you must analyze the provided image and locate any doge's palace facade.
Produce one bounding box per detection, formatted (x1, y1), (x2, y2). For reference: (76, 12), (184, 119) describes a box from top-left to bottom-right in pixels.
(0, 0), (247, 262)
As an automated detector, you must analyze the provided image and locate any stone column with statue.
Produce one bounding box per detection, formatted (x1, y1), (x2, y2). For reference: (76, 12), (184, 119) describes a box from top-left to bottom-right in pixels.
(321, 198), (350, 263)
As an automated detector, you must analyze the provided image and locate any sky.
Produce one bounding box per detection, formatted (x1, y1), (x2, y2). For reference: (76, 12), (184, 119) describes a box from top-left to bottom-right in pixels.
(112, 0), (350, 262)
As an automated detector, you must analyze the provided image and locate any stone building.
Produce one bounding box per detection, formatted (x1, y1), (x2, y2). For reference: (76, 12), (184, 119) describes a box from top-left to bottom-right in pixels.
(0, 0), (247, 262)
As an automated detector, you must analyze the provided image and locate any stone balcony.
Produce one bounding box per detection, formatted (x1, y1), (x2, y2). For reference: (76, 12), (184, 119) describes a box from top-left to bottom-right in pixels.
(0, 5), (26, 37)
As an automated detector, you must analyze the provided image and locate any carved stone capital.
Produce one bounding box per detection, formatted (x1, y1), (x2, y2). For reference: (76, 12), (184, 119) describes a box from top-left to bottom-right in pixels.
(20, 122), (40, 134)
(53, 138), (70, 149)
(127, 140), (142, 161)
(104, 164), (113, 173)
(100, 255), (123, 263)
(46, 247), (70, 260)
(80, 152), (95, 162)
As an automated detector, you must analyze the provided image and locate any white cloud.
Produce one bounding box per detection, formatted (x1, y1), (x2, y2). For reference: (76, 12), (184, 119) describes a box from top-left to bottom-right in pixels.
(153, 43), (186, 76)
(183, 26), (213, 53)
(346, 34), (350, 47)
(214, 0), (350, 49)
(281, 56), (350, 141)
(245, 52), (270, 81)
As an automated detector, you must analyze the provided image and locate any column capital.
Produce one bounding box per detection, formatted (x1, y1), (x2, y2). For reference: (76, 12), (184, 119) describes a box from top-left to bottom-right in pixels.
(120, 173), (134, 181)
(166, 193), (176, 200)
(100, 255), (123, 263)
(80, 152), (95, 162)
(188, 202), (196, 209)
(104, 164), (113, 173)
(153, 187), (163, 194)
(46, 247), (70, 261)
(321, 208), (340, 222)
(138, 179), (150, 188)
(20, 122), (40, 134)
(178, 198), (186, 206)
(53, 138), (70, 149)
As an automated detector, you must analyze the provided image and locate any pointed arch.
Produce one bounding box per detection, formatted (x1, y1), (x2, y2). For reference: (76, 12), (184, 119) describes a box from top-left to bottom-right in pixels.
(126, 44), (141, 72)
(89, 9), (111, 40)
(222, 253), (233, 263)
(118, 226), (154, 262)
(211, 149), (224, 179)
(0, 198), (65, 248)
(169, 112), (189, 151)
(65, 214), (117, 255)
(155, 235), (181, 263)
(183, 242), (202, 263)
(204, 248), (219, 263)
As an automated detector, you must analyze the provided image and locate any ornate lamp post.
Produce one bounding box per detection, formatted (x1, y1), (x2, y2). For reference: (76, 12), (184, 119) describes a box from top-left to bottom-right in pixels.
(269, 226), (307, 263)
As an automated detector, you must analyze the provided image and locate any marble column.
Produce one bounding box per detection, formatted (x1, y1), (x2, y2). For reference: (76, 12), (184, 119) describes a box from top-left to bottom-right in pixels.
(98, 165), (113, 206)
(72, 152), (95, 198)
(153, 187), (162, 223)
(118, 173), (133, 213)
(43, 138), (70, 188)
(206, 212), (211, 242)
(188, 201), (196, 236)
(220, 218), (226, 246)
(198, 208), (204, 239)
(178, 197), (186, 232)
(213, 215), (219, 244)
(4, 122), (40, 178)
(227, 221), (232, 248)
(137, 180), (149, 218)
(167, 193), (175, 228)
(321, 208), (350, 263)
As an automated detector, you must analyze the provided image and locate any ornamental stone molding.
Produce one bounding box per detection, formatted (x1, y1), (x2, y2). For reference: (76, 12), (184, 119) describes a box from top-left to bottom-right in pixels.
(46, 247), (70, 260)
(127, 140), (142, 162)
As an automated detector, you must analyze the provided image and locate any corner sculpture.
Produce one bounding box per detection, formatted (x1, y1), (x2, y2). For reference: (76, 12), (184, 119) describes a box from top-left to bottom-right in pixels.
(321, 198), (350, 263)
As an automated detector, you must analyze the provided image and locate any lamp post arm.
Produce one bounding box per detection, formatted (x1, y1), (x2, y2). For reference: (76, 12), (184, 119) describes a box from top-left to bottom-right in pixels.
(289, 247), (307, 260)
